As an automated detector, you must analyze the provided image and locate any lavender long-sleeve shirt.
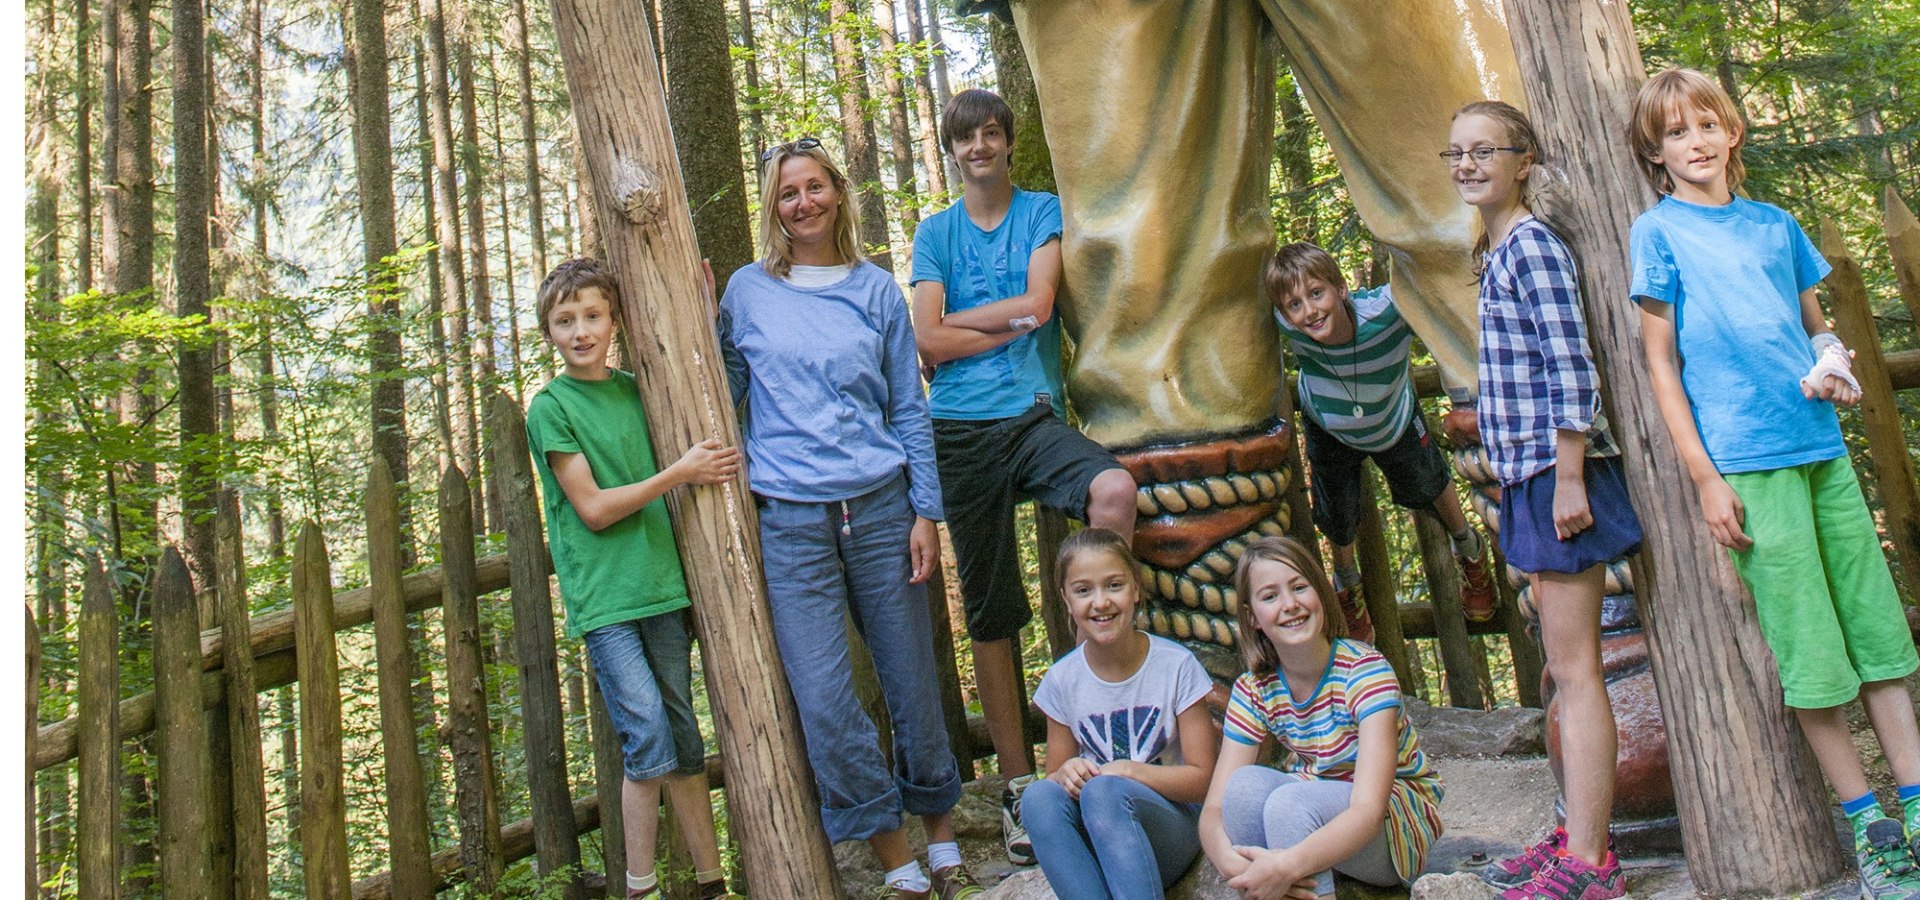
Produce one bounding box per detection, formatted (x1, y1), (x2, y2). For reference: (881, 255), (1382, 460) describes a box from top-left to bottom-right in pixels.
(718, 261), (944, 521)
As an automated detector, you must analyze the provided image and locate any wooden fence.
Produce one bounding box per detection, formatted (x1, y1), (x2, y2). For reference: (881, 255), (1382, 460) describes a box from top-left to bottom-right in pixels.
(27, 192), (1920, 898)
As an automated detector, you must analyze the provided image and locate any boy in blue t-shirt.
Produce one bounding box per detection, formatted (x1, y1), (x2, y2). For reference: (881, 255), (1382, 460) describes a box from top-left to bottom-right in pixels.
(908, 88), (1137, 867)
(524, 258), (740, 900)
(1628, 69), (1920, 899)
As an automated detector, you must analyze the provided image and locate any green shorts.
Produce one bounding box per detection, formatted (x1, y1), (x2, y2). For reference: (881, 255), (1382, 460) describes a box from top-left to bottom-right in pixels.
(1724, 456), (1917, 709)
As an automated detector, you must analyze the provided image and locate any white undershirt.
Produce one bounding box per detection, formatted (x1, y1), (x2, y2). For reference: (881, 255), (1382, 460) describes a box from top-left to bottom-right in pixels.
(786, 263), (853, 288)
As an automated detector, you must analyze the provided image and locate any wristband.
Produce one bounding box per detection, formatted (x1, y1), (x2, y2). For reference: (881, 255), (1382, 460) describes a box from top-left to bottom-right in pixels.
(1010, 315), (1041, 334)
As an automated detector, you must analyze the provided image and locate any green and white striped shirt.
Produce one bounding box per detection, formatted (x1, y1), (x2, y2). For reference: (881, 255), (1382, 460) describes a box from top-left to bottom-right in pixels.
(1276, 286), (1416, 453)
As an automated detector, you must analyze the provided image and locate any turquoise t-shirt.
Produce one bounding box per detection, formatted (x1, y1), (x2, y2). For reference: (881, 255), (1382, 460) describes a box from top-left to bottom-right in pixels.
(1628, 195), (1840, 474)
(910, 188), (1066, 420)
(525, 370), (691, 637)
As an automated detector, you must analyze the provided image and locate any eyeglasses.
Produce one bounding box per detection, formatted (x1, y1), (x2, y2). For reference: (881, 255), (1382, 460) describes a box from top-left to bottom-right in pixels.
(761, 137), (823, 163)
(1439, 146), (1528, 166)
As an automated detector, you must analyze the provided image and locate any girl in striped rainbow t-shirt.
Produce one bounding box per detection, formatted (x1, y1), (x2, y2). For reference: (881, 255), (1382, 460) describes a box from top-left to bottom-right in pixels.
(1198, 537), (1442, 899)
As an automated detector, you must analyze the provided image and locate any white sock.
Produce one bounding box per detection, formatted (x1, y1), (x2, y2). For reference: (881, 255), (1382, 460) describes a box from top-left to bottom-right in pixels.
(1452, 527), (1482, 560)
(627, 870), (659, 893)
(885, 860), (930, 892)
(928, 841), (963, 872)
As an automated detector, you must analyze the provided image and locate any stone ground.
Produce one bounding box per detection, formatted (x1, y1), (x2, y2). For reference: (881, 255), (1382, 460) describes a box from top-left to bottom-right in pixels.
(828, 689), (1904, 900)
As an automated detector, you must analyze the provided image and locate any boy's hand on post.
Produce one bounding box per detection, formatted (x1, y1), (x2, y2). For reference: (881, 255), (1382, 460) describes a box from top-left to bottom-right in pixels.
(908, 516), (939, 584)
(1440, 407), (1479, 447)
(1696, 475), (1754, 550)
(672, 438), (740, 486)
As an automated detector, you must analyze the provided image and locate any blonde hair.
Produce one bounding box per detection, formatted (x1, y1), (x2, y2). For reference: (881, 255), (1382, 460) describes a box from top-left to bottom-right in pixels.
(756, 142), (864, 279)
(1265, 242), (1349, 308)
(1628, 68), (1747, 196)
(1452, 100), (1544, 275)
(1231, 537), (1346, 676)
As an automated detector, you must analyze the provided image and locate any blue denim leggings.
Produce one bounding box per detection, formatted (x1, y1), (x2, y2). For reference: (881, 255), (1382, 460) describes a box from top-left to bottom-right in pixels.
(757, 472), (962, 843)
(1023, 775), (1201, 900)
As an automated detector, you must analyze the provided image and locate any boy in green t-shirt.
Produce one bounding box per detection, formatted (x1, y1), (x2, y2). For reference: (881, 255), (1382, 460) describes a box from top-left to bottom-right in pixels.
(525, 258), (739, 900)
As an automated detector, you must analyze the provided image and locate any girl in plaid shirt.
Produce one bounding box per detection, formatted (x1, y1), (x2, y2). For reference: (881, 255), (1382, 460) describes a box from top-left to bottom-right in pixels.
(1449, 100), (1642, 900)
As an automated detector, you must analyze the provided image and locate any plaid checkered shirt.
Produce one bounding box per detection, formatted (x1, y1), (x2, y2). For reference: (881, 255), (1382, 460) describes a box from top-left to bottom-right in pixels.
(1475, 215), (1620, 486)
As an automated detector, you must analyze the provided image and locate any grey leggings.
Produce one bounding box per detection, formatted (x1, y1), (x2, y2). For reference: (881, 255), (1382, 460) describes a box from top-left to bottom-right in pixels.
(1219, 766), (1403, 897)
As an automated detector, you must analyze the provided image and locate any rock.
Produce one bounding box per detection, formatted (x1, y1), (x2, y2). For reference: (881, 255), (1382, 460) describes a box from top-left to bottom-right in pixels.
(1410, 873), (1500, 900)
(1405, 698), (1546, 757)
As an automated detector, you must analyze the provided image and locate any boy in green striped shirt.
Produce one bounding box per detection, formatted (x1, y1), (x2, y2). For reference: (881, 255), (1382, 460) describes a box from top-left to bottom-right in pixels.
(1267, 242), (1496, 640)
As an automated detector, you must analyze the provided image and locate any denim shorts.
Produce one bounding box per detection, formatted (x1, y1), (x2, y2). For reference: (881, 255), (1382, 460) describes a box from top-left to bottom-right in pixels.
(583, 610), (707, 781)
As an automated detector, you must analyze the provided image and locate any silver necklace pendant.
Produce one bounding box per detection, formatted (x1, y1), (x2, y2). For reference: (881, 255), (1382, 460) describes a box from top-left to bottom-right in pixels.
(1352, 403), (1364, 418)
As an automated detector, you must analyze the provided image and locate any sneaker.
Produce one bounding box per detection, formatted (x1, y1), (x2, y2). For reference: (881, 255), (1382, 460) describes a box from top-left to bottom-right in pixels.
(1002, 774), (1037, 866)
(1859, 818), (1920, 899)
(1459, 553), (1499, 623)
(1499, 849), (1625, 900)
(931, 863), (984, 900)
(870, 887), (930, 900)
(1335, 585), (1374, 645)
(1482, 827), (1566, 890)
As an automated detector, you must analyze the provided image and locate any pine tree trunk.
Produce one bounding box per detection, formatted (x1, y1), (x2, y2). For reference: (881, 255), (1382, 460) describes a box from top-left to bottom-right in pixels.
(415, 41), (459, 462)
(870, 0), (919, 230)
(661, 0), (754, 289)
(1274, 68), (1314, 238)
(457, 31), (503, 532)
(1500, 3), (1850, 892)
(899, 0), (943, 197)
(175, 0), (217, 591)
(421, 0), (479, 519)
(827, 0), (893, 270)
(487, 47), (528, 404)
(986, 19), (1053, 194)
(734, 0), (767, 162)
(509, 0), (548, 281)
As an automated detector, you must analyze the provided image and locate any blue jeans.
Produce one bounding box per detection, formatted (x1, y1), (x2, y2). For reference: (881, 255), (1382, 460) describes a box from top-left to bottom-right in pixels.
(757, 471), (962, 843)
(583, 611), (706, 781)
(1023, 775), (1201, 900)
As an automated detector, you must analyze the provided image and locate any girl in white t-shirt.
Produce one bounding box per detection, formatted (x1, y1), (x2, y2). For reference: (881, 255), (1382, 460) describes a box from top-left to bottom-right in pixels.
(1024, 528), (1219, 900)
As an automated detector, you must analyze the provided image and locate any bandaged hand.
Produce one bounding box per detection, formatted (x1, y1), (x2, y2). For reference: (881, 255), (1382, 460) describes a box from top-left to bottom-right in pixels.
(1009, 315), (1041, 334)
(1799, 333), (1860, 405)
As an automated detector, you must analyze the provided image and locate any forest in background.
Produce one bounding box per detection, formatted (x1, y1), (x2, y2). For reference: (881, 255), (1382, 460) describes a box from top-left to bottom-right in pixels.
(21, 0), (1920, 894)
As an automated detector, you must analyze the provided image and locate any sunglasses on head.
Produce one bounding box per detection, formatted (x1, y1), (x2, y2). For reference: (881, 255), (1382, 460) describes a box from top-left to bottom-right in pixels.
(761, 137), (823, 163)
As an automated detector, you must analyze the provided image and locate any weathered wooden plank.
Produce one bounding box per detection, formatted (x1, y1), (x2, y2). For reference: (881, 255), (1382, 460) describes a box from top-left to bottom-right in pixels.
(543, 0), (842, 890)
(35, 554), (510, 771)
(489, 393), (585, 898)
(1491, 543), (1544, 708)
(1821, 219), (1920, 597)
(1413, 516), (1487, 710)
(366, 459), (434, 900)
(215, 490), (268, 900)
(294, 523), (351, 898)
(1034, 506), (1074, 660)
(1501, 2), (1849, 890)
(352, 795), (602, 900)
(924, 558), (974, 783)
(587, 659), (626, 893)
(1886, 188), (1920, 331)
(439, 464), (503, 895)
(1355, 469), (1413, 689)
(76, 556), (119, 900)
(154, 548), (212, 896)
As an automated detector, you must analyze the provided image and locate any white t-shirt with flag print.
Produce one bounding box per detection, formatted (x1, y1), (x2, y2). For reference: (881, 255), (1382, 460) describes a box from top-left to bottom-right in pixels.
(1034, 633), (1213, 767)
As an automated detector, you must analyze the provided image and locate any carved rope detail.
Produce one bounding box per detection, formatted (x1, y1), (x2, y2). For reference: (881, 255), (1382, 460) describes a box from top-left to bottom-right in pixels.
(1132, 467), (1291, 518)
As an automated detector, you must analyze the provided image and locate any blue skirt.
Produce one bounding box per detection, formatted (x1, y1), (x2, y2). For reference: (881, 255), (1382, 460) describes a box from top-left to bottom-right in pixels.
(1498, 455), (1643, 575)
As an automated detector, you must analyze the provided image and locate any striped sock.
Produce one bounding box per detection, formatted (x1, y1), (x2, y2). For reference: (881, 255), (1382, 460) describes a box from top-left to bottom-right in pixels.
(1844, 791), (1886, 848)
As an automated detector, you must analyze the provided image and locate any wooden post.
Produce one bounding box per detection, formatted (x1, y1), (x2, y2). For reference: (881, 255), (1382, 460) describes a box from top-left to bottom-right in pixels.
(1035, 506), (1075, 660)
(1412, 515), (1487, 709)
(153, 548), (213, 897)
(26, 607), (39, 899)
(293, 522), (352, 898)
(543, 0), (844, 891)
(924, 560), (975, 782)
(1885, 189), (1920, 331)
(489, 393), (586, 899)
(1493, 545), (1544, 708)
(440, 465), (504, 895)
(76, 555), (118, 900)
(1500, 3), (1848, 890)
(215, 492), (269, 900)
(587, 661), (626, 896)
(1355, 469), (1412, 685)
(367, 459), (435, 899)
(1821, 220), (1920, 594)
